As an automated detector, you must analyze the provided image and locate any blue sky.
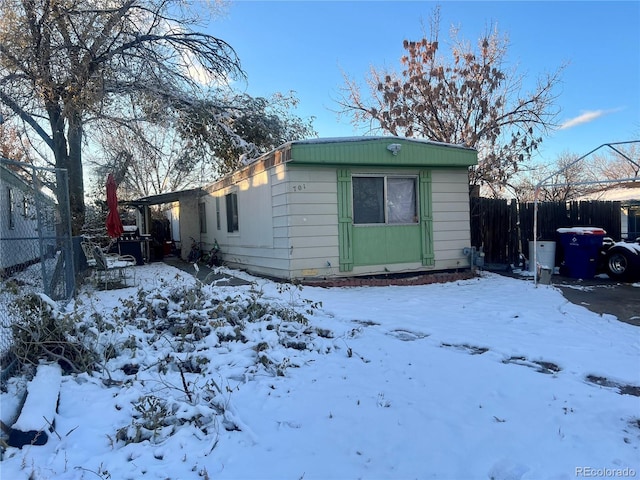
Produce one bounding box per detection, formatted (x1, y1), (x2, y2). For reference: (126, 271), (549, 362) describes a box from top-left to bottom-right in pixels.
(208, 1), (640, 163)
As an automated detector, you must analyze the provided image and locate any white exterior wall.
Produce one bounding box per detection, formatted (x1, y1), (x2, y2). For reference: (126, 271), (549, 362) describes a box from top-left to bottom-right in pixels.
(201, 165), (341, 280)
(344, 167), (472, 277)
(203, 167), (294, 279)
(284, 167), (339, 279)
(0, 184), (37, 269)
(178, 194), (201, 260)
(431, 169), (472, 270)
(200, 164), (471, 280)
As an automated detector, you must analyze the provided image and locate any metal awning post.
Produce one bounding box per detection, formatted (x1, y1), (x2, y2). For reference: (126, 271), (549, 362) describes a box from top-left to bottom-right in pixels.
(533, 185), (540, 287)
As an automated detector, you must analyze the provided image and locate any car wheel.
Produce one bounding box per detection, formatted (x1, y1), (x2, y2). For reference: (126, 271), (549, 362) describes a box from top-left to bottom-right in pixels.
(606, 246), (640, 281)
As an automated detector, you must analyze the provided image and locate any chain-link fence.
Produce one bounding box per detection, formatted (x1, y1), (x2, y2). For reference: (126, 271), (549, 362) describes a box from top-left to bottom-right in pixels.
(1, 157), (74, 382)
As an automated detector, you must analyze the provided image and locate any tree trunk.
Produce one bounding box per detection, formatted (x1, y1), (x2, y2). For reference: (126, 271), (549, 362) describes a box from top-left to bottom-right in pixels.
(66, 112), (85, 235)
(48, 104), (85, 236)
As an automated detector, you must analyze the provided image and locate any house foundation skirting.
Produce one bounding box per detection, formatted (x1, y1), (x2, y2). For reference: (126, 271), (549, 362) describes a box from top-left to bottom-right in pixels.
(301, 269), (476, 288)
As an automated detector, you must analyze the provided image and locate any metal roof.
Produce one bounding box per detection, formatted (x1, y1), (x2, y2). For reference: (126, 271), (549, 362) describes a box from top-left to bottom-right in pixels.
(126, 187), (204, 206)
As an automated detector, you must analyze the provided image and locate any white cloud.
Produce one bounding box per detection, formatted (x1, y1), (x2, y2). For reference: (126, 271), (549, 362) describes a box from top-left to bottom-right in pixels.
(559, 108), (621, 130)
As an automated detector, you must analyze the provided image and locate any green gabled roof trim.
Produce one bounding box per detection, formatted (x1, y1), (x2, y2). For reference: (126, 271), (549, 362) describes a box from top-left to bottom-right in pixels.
(195, 137), (474, 196)
(289, 137), (477, 168)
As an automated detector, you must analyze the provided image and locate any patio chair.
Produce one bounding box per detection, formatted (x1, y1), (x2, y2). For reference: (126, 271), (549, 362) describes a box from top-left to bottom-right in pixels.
(81, 241), (98, 267)
(81, 238), (118, 266)
(91, 246), (137, 289)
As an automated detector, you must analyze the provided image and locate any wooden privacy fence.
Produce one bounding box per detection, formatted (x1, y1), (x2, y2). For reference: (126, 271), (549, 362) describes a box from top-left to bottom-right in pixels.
(470, 198), (622, 266)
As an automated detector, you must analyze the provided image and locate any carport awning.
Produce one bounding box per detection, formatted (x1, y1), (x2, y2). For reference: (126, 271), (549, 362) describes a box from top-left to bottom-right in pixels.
(124, 188), (205, 207)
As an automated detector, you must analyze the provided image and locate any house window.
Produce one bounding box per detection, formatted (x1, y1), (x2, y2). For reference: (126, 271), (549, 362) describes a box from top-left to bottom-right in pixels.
(215, 197), (221, 230)
(199, 203), (207, 233)
(352, 175), (418, 225)
(7, 186), (15, 229)
(226, 192), (238, 233)
(22, 195), (29, 217)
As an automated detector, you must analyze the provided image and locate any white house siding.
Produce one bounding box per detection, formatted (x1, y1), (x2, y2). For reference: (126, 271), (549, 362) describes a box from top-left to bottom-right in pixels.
(431, 169), (472, 270)
(177, 194), (201, 260)
(213, 165), (340, 280)
(272, 165), (471, 279)
(0, 184), (37, 270)
(186, 138), (476, 280)
(200, 169), (289, 278)
(344, 168), (471, 277)
(199, 165), (471, 280)
(285, 166), (340, 279)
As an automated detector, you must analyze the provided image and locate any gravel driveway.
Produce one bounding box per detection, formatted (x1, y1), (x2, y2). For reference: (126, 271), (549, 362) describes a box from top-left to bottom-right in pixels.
(552, 274), (640, 326)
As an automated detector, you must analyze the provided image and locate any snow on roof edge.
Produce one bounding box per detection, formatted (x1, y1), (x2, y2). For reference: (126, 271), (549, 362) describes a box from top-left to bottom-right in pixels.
(240, 135), (474, 167)
(287, 135), (474, 150)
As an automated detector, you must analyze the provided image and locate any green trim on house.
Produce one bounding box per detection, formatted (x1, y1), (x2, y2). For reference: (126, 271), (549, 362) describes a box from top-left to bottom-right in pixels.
(419, 170), (435, 266)
(352, 225), (423, 265)
(336, 167), (436, 270)
(198, 137), (476, 197)
(290, 138), (477, 168)
(337, 169), (353, 272)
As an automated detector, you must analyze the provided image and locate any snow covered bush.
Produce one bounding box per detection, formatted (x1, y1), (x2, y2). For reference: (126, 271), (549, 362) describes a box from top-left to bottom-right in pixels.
(100, 280), (331, 445)
(9, 293), (100, 374)
(4, 272), (334, 449)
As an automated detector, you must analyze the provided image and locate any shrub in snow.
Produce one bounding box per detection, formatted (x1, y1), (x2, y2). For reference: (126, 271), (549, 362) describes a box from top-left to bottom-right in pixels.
(4, 276), (332, 448)
(102, 281), (331, 445)
(9, 293), (100, 374)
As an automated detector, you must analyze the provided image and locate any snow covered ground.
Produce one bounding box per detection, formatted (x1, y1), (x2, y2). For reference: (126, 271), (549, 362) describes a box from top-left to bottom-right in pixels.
(1, 262), (639, 480)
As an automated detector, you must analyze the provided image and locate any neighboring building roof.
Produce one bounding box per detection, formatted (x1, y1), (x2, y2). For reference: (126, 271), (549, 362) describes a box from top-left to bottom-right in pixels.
(125, 188), (204, 207)
(1, 160), (33, 189)
(578, 185), (640, 203)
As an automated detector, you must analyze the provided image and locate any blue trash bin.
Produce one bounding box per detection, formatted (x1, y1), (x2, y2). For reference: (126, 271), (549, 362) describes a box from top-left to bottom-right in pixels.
(556, 227), (606, 279)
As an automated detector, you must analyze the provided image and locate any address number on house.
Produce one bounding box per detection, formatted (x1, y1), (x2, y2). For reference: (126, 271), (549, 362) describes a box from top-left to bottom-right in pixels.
(292, 184), (307, 191)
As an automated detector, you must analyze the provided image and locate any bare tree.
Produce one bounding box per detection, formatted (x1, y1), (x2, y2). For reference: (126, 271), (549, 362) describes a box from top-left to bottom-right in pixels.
(589, 142), (640, 183)
(509, 140), (640, 202)
(88, 123), (205, 201)
(0, 0), (244, 234)
(510, 152), (595, 202)
(337, 7), (563, 196)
